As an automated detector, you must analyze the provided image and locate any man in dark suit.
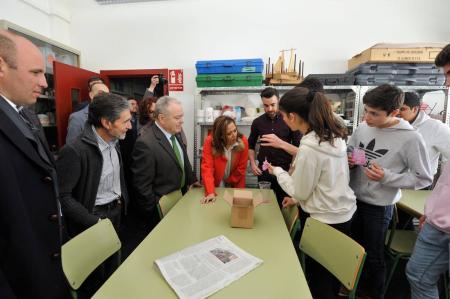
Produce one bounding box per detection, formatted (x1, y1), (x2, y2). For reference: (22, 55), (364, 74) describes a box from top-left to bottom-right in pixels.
(0, 30), (70, 298)
(131, 96), (198, 233)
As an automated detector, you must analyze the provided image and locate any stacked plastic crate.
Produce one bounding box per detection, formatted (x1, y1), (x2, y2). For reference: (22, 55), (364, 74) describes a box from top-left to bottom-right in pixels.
(348, 63), (445, 86)
(195, 59), (264, 87)
(346, 43), (446, 86)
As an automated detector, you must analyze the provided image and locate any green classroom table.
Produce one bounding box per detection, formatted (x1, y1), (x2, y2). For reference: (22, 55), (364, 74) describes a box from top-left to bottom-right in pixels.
(93, 187), (312, 299)
(397, 189), (431, 218)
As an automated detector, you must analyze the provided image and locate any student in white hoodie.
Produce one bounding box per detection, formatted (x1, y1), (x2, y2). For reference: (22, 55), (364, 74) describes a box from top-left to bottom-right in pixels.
(348, 84), (432, 299)
(398, 91), (450, 177)
(267, 87), (357, 299)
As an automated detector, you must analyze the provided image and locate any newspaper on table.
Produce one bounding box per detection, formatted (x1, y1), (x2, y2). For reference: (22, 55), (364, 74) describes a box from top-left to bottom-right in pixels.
(154, 235), (263, 299)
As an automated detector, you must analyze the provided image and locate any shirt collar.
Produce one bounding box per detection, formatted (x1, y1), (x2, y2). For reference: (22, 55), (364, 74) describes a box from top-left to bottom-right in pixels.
(224, 141), (239, 153)
(91, 125), (117, 151)
(155, 121), (174, 140)
(0, 94), (20, 113)
(264, 112), (279, 121)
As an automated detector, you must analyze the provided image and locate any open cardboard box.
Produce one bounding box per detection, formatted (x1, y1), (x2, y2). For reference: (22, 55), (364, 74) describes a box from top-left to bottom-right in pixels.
(223, 190), (266, 229)
(348, 43), (446, 70)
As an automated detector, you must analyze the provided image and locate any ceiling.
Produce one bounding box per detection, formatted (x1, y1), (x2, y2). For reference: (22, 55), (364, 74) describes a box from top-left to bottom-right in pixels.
(94, 0), (167, 4)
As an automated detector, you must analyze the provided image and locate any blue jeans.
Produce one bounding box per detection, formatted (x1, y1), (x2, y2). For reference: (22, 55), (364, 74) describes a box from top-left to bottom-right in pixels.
(406, 223), (450, 299)
(352, 200), (394, 299)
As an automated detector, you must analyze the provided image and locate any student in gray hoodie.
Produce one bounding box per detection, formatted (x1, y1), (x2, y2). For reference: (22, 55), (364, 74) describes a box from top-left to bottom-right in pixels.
(348, 84), (432, 299)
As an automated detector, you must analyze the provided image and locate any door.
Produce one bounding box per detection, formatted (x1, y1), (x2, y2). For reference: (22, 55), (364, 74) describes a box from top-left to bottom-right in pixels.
(54, 61), (100, 147)
(100, 69), (169, 99)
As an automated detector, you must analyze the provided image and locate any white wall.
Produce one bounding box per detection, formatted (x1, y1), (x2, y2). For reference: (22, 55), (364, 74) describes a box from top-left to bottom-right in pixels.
(3, 0), (450, 160)
(0, 0), (72, 45)
(68, 0), (450, 161)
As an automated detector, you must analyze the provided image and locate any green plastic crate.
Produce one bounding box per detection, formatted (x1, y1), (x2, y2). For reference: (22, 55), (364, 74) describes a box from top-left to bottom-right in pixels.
(196, 73), (263, 87)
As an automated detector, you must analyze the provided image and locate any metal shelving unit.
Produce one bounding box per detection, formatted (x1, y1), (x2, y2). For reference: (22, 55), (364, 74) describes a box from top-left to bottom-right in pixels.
(193, 85), (361, 186)
(194, 84), (448, 186)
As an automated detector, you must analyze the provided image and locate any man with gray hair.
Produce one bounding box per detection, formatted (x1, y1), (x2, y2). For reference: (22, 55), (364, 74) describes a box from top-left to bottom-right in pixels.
(131, 96), (197, 233)
(57, 92), (131, 237)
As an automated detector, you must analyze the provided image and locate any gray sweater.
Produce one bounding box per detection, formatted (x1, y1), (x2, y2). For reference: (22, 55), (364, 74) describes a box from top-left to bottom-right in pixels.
(348, 119), (432, 206)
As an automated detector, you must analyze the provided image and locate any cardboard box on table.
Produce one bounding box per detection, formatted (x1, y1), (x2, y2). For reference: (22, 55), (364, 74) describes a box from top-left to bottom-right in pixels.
(223, 190), (266, 229)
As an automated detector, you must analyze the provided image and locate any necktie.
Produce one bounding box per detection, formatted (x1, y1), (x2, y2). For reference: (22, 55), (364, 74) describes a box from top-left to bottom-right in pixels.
(170, 135), (185, 188)
(18, 107), (51, 165)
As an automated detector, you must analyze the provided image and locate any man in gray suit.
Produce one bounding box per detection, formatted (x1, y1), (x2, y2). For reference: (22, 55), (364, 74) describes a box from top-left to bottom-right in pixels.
(65, 79), (109, 144)
(131, 96), (198, 231)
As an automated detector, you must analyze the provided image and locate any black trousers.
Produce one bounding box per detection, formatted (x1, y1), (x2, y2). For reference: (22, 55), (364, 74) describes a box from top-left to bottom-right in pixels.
(119, 204), (161, 260)
(351, 200), (394, 299)
(92, 198), (122, 230)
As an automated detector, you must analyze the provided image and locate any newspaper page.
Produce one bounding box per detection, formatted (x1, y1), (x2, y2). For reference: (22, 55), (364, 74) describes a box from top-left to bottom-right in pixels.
(154, 235), (263, 299)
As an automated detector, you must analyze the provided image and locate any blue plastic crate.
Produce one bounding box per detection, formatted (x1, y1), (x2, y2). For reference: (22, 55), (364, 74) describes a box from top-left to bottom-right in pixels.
(196, 58), (264, 74)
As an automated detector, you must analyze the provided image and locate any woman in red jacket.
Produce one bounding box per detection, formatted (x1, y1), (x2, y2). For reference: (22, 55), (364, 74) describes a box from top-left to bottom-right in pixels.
(201, 116), (249, 203)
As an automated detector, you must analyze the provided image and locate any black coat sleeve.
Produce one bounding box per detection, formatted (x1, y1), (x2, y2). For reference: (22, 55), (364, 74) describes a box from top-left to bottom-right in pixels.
(56, 145), (99, 228)
(131, 138), (158, 213)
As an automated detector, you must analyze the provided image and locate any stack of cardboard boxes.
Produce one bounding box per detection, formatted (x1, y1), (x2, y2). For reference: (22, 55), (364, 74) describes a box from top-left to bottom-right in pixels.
(347, 43), (446, 86)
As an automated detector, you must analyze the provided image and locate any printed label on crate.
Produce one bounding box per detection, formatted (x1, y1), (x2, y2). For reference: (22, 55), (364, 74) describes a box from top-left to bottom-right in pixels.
(241, 66), (256, 73)
(168, 69), (183, 91)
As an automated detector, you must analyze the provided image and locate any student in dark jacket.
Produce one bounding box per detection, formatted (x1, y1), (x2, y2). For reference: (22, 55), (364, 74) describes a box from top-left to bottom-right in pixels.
(57, 92), (131, 237)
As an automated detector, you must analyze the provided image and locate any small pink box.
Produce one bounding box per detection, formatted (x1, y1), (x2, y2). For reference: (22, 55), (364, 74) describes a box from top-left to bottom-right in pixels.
(352, 149), (367, 166)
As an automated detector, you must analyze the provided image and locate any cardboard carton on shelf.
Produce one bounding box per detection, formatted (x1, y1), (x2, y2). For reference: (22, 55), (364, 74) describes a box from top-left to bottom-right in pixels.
(348, 43), (446, 71)
(223, 190), (265, 229)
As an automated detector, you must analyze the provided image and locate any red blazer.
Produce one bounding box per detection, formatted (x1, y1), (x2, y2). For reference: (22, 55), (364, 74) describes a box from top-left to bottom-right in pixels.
(201, 134), (249, 195)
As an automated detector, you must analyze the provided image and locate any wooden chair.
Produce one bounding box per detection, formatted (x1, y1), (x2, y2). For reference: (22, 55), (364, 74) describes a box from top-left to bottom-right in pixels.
(61, 219), (121, 299)
(157, 189), (183, 219)
(299, 217), (366, 299)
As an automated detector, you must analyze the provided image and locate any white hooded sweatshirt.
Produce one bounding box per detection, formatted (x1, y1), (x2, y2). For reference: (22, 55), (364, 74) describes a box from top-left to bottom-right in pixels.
(273, 131), (356, 224)
(412, 111), (450, 175)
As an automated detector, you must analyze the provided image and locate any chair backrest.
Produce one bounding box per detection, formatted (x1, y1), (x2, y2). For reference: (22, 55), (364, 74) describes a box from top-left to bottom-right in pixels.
(61, 219), (121, 290)
(157, 189), (183, 219)
(281, 205), (300, 239)
(299, 218), (366, 291)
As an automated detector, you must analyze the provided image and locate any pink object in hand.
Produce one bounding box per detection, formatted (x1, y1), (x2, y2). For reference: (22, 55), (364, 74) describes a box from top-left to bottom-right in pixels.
(262, 159), (270, 171)
(352, 148), (366, 165)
